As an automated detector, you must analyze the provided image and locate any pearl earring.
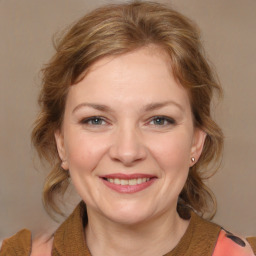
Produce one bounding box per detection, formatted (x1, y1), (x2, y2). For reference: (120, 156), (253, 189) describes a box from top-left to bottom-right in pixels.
(191, 157), (195, 162)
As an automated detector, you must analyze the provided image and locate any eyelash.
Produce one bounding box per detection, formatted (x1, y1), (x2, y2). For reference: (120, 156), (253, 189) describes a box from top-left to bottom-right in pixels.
(148, 116), (176, 126)
(79, 116), (176, 127)
(80, 116), (107, 126)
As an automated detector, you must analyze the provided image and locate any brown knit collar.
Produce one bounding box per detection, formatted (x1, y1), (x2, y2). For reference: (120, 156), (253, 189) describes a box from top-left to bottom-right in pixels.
(53, 201), (91, 256)
(52, 201), (220, 256)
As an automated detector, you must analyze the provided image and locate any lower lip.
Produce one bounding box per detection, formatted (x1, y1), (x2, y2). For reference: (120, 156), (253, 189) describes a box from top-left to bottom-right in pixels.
(102, 178), (157, 193)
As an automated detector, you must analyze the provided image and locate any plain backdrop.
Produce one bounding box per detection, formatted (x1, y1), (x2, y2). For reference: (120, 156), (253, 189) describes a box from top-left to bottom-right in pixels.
(0, 0), (255, 241)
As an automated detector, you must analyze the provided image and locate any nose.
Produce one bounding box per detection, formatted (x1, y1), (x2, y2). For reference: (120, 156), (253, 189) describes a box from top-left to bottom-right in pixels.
(108, 126), (147, 166)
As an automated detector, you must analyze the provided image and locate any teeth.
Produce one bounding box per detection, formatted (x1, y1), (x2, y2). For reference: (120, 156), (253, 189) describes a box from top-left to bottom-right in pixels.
(121, 179), (128, 185)
(106, 177), (151, 185)
(114, 178), (120, 185)
(128, 179), (135, 185)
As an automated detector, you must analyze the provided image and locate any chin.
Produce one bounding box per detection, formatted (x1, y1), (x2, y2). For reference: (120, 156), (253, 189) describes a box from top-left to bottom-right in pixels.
(106, 210), (152, 226)
(96, 200), (159, 226)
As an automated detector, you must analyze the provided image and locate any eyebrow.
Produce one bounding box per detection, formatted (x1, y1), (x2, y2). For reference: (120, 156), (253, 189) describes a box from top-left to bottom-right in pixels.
(72, 103), (113, 114)
(143, 101), (184, 112)
(72, 100), (184, 114)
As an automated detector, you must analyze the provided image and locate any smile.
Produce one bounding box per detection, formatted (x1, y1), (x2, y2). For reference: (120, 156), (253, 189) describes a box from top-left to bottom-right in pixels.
(100, 174), (157, 193)
(106, 178), (150, 186)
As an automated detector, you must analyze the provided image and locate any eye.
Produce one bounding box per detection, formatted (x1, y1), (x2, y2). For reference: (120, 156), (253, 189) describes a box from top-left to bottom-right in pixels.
(80, 116), (107, 126)
(149, 116), (176, 126)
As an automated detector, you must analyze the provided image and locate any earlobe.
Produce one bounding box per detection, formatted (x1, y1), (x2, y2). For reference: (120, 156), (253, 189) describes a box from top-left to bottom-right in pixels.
(190, 128), (206, 166)
(54, 130), (69, 170)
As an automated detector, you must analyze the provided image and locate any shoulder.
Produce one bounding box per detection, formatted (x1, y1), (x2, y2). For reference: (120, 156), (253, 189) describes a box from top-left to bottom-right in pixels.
(0, 229), (31, 255)
(212, 229), (256, 256)
(0, 229), (54, 256)
(186, 212), (222, 253)
(187, 212), (256, 255)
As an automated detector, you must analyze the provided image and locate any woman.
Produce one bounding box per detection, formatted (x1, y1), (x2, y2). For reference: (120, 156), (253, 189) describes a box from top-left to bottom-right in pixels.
(1, 1), (255, 255)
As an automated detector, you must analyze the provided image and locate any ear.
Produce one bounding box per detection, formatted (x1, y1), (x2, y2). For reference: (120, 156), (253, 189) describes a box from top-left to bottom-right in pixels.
(54, 130), (69, 170)
(190, 128), (206, 166)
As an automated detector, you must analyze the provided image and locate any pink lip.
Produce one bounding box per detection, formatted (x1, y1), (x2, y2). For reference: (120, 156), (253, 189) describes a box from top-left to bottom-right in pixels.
(100, 173), (156, 179)
(100, 173), (157, 194)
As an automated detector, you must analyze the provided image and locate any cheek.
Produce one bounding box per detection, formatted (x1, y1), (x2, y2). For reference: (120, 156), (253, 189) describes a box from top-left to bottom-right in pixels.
(148, 131), (192, 172)
(65, 133), (108, 174)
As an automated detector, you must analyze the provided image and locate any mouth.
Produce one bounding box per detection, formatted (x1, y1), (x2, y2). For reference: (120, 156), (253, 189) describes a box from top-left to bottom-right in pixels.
(103, 177), (151, 186)
(100, 174), (157, 193)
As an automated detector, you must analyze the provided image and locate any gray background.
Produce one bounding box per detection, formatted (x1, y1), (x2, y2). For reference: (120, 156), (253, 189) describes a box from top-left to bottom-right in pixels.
(0, 0), (255, 241)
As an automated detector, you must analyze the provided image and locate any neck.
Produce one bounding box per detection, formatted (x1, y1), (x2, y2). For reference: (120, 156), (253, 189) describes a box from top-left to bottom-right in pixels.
(85, 208), (190, 256)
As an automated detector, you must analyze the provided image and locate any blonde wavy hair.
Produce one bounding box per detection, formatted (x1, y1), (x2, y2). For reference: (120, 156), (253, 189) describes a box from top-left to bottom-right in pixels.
(32, 1), (223, 220)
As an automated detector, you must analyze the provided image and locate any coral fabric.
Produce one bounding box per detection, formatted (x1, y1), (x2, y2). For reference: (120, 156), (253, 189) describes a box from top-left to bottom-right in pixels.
(212, 229), (255, 256)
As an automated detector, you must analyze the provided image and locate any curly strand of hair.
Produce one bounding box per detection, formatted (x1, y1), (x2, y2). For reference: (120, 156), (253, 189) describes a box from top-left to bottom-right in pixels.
(179, 167), (217, 220)
(42, 164), (70, 220)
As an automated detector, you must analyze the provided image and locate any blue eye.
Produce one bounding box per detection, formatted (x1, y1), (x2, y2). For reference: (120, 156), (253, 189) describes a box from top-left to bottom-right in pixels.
(150, 116), (175, 126)
(81, 117), (106, 125)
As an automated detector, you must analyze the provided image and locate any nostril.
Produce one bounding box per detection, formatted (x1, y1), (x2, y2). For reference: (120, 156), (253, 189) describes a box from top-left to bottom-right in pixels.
(108, 130), (147, 165)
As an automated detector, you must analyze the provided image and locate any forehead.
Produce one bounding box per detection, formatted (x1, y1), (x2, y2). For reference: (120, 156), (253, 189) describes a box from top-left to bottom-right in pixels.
(67, 46), (191, 111)
(86, 45), (173, 80)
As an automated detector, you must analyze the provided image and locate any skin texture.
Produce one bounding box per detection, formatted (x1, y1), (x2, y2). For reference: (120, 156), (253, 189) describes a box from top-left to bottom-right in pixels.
(55, 46), (206, 256)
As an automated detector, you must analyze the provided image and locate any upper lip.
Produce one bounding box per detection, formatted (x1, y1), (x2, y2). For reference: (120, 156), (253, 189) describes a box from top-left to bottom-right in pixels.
(100, 173), (157, 179)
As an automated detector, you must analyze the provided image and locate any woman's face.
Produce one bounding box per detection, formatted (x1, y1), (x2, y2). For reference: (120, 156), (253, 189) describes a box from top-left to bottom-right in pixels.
(55, 47), (205, 225)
